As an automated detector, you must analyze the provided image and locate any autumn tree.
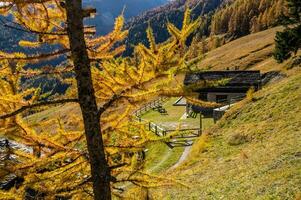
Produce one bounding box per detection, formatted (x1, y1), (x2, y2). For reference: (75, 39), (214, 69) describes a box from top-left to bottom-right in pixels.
(210, 0), (285, 36)
(0, 1), (201, 199)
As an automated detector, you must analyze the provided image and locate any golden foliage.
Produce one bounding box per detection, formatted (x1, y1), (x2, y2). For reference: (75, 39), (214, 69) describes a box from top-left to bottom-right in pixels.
(0, 2), (203, 199)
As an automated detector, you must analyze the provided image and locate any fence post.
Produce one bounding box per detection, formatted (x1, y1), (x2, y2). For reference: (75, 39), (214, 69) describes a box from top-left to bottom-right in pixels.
(149, 122), (151, 131)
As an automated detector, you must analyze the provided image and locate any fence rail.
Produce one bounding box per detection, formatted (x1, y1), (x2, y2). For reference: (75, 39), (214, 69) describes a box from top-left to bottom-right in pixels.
(150, 123), (201, 138)
(133, 116), (201, 138)
(133, 97), (169, 117)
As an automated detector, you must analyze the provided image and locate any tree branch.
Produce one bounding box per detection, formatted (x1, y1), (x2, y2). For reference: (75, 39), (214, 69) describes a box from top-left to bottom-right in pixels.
(97, 94), (119, 117)
(0, 16), (95, 36)
(0, 49), (70, 62)
(0, 17), (67, 36)
(19, 66), (74, 77)
(0, 98), (78, 120)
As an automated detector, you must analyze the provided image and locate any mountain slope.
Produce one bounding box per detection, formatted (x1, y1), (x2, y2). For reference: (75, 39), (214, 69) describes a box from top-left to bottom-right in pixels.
(0, 0), (169, 52)
(154, 68), (301, 199)
(195, 26), (290, 72)
(83, 0), (169, 35)
(123, 0), (226, 55)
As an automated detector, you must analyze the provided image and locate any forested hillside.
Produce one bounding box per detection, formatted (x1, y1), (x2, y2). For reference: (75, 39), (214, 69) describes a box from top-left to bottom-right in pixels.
(123, 0), (226, 55)
(124, 0), (286, 55)
(210, 0), (286, 37)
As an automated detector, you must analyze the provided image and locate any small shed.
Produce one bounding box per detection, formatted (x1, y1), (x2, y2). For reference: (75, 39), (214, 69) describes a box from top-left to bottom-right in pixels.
(184, 70), (261, 115)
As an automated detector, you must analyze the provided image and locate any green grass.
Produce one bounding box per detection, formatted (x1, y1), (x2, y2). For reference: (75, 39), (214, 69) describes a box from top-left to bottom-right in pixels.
(143, 142), (185, 174)
(142, 97), (214, 130)
(142, 98), (186, 121)
(150, 70), (301, 199)
(140, 97), (215, 174)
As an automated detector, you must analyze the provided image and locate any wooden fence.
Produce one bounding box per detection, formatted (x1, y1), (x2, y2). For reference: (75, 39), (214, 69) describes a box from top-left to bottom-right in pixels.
(132, 97), (202, 148)
(133, 97), (169, 117)
(135, 116), (201, 138)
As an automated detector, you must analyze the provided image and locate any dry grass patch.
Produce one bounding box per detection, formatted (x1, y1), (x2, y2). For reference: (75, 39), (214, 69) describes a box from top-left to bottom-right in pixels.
(198, 27), (288, 72)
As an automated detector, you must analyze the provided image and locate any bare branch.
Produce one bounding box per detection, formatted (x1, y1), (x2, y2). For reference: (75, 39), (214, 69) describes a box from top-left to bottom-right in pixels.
(0, 99), (78, 120)
(98, 94), (119, 116)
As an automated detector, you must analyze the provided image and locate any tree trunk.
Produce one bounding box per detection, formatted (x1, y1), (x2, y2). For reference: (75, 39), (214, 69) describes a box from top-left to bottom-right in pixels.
(65, 1), (111, 199)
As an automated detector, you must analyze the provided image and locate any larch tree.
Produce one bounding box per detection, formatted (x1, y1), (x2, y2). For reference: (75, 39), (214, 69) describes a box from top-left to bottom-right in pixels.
(0, 1), (203, 199)
(209, 0), (285, 36)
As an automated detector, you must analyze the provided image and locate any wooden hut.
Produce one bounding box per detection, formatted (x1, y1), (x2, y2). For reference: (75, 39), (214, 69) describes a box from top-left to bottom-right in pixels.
(184, 70), (261, 117)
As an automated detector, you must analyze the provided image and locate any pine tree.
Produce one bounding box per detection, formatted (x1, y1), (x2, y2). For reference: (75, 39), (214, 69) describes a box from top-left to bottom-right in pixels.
(274, 0), (301, 62)
(0, 1), (201, 199)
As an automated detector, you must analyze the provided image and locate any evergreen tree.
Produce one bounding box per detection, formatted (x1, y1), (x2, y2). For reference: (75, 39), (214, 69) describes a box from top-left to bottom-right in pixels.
(274, 0), (301, 62)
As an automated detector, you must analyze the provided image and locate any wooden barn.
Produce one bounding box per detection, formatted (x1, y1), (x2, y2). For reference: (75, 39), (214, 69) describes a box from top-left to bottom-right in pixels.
(184, 70), (262, 117)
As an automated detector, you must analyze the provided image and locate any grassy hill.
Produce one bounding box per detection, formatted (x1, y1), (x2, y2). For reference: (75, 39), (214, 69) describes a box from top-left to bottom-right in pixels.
(151, 68), (301, 199)
(197, 26), (288, 72)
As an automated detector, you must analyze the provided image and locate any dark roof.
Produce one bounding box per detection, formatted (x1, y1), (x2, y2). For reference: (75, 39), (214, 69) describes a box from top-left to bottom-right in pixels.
(184, 70), (261, 93)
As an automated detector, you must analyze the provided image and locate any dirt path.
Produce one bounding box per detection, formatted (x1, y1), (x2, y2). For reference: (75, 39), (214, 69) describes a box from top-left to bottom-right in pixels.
(145, 110), (194, 172)
(169, 146), (191, 170)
